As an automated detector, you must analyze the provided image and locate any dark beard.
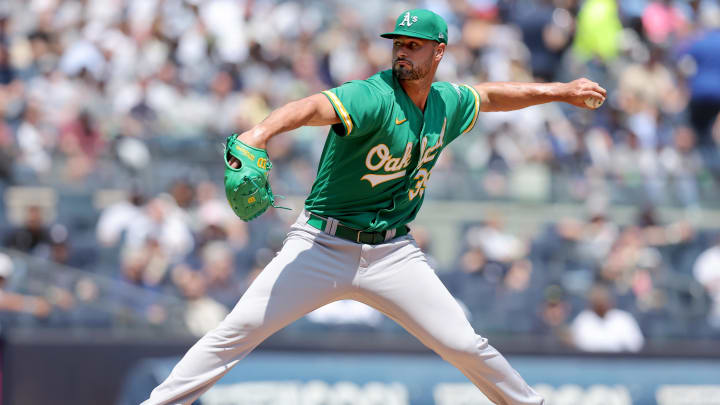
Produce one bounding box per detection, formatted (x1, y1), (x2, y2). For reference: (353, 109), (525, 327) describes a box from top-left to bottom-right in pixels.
(392, 59), (429, 81)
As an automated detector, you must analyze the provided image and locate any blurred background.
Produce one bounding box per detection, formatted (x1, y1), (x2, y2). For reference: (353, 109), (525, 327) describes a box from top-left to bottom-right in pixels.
(0, 0), (720, 404)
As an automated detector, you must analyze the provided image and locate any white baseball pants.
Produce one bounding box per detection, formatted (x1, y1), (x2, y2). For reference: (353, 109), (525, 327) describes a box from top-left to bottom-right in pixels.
(142, 211), (543, 405)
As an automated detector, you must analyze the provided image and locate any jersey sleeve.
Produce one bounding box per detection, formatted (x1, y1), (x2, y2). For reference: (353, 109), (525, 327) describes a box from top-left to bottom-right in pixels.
(448, 83), (481, 142)
(322, 80), (386, 137)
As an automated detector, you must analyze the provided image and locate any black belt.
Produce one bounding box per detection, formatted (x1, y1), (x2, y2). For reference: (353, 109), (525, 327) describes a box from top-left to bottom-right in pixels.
(306, 213), (409, 245)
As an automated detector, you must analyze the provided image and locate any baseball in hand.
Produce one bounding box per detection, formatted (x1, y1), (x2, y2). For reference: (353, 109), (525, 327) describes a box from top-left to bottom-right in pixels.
(585, 97), (603, 109)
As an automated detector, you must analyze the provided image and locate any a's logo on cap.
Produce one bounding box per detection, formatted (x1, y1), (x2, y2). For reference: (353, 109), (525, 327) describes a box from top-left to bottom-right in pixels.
(438, 32), (445, 39)
(399, 11), (418, 27)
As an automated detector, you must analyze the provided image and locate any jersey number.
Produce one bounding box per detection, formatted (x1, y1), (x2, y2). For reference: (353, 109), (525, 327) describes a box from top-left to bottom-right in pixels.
(408, 168), (430, 201)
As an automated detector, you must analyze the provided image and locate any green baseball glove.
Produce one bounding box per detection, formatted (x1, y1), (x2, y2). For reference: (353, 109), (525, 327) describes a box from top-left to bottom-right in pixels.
(223, 133), (283, 221)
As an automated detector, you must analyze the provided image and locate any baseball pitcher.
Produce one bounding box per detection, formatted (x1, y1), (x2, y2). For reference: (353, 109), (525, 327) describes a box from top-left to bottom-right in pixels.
(143, 9), (606, 405)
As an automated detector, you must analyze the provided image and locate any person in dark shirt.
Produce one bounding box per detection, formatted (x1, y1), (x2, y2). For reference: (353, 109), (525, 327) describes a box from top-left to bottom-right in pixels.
(4, 205), (52, 253)
(684, 27), (720, 145)
(0, 44), (14, 85)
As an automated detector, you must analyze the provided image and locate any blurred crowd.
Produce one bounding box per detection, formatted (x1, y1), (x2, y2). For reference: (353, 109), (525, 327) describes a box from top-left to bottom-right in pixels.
(1, 0), (720, 350)
(444, 205), (720, 351)
(0, 0), (719, 204)
(1, 177), (719, 350)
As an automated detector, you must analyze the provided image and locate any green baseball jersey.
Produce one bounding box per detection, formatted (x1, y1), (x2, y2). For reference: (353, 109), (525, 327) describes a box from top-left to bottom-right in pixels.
(304, 69), (481, 232)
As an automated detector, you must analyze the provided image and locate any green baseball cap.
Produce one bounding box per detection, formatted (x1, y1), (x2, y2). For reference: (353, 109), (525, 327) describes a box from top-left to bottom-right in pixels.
(381, 9), (448, 44)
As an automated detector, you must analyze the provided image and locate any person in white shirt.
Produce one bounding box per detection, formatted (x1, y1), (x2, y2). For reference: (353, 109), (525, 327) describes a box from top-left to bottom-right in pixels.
(693, 237), (720, 328)
(571, 284), (645, 352)
(96, 190), (145, 247)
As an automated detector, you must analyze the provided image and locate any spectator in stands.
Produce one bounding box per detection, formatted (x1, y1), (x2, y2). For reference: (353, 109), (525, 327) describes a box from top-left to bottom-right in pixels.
(0, 94), (14, 182)
(556, 208), (619, 269)
(635, 205), (693, 246)
(119, 245), (152, 288)
(123, 195), (194, 261)
(463, 214), (533, 320)
(48, 224), (84, 268)
(533, 285), (572, 347)
(15, 101), (54, 179)
(683, 14), (720, 145)
(0, 43), (14, 85)
(465, 213), (528, 264)
(494, 259), (538, 333)
(58, 110), (105, 183)
(659, 126), (702, 207)
(475, 129), (512, 197)
(119, 235), (172, 289)
(123, 80), (158, 138)
(115, 243), (170, 325)
(642, 0), (688, 44)
(169, 179), (195, 212)
(618, 46), (684, 114)
(451, 246), (503, 312)
(0, 252), (52, 319)
(693, 235), (720, 328)
(502, 259), (534, 293)
(19, 30), (54, 81)
(571, 284), (645, 352)
(96, 188), (146, 247)
(630, 247), (668, 312)
(192, 180), (250, 254)
(4, 205), (52, 254)
(0, 11), (7, 45)
(199, 241), (244, 308)
(573, 0), (623, 62)
(206, 69), (244, 137)
(514, 0), (570, 82)
(600, 225), (667, 298)
(172, 264), (228, 337)
(457, 246), (490, 278)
